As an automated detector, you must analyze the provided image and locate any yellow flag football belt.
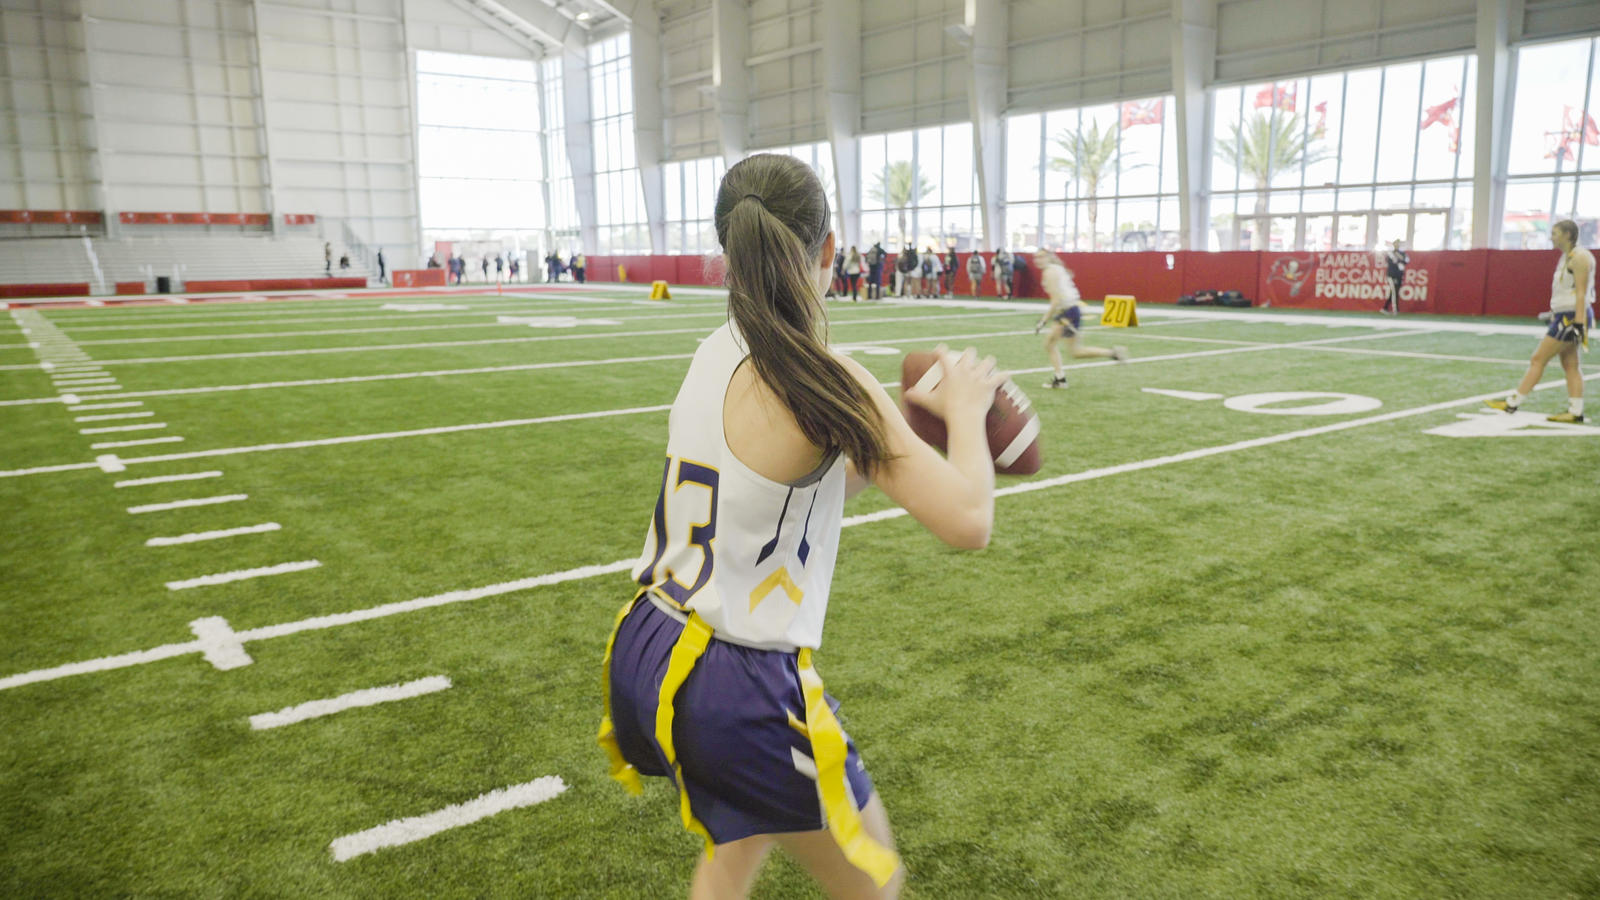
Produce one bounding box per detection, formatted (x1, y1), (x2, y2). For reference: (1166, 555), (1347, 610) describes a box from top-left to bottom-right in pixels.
(598, 589), (900, 887)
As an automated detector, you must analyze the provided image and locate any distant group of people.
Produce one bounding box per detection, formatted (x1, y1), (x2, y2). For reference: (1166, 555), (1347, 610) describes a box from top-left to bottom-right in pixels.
(545, 252), (587, 283)
(822, 241), (1026, 301)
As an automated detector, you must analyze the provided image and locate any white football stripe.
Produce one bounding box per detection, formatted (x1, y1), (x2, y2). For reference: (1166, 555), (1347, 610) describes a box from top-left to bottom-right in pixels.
(79, 423), (166, 434)
(75, 412), (155, 422)
(91, 437), (183, 449)
(995, 415), (1041, 468)
(250, 675), (451, 730)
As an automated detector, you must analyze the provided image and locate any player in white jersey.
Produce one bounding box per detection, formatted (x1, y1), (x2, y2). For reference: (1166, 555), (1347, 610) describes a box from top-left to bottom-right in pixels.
(1486, 219), (1593, 423)
(599, 152), (1004, 899)
(1031, 249), (1127, 389)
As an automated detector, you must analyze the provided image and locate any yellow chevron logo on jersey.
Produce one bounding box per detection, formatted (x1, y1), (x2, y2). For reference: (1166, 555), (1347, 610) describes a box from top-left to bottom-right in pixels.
(749, 567), (804, 612)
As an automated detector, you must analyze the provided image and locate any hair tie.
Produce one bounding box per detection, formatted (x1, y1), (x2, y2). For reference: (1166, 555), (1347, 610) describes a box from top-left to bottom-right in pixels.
(741, 193), (764, 204)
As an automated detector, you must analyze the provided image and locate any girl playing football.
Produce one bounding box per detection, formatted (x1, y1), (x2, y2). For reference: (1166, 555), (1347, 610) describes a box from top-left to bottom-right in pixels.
(1033, 249), (1126, 389)
(600, 152), (1004, 899)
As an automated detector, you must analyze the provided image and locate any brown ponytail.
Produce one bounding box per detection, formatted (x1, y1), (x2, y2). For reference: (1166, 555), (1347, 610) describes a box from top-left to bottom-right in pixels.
(714, 153), (893, 477)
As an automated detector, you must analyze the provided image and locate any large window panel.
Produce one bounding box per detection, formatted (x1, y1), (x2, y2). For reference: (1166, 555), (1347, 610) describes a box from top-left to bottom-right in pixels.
(1210, 55), (1475, 251)
(416, 50), (546, 261)
(1503, 36), (1599, 247)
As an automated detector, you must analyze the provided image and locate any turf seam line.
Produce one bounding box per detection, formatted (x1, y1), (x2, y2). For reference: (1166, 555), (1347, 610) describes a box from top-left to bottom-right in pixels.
(114, 471), (223, 488)
(165, 560), (321, 591)
(146, 523), (281, 546)
(127, 494), (248, 514)
(327, 776), (568, 862)
(249, 675), (451, 730)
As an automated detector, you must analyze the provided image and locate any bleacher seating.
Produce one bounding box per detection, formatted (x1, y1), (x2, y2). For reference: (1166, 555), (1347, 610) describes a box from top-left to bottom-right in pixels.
(0, 235), (372, 293)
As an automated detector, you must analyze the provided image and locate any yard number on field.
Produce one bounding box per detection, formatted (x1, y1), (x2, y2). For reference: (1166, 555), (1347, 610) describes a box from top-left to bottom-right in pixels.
(1100, 294), (1139, 327)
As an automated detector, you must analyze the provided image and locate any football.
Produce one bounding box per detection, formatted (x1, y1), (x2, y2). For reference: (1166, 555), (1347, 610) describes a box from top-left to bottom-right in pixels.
(899, 350), (1042, 475)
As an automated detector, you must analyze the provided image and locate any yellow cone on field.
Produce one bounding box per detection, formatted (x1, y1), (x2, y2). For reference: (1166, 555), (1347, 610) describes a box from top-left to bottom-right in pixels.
(650, 280), (672, 300)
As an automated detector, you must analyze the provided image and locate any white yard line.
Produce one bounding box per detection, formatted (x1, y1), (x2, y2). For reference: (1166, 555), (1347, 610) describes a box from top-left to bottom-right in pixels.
(79, 422), (167, 434)
(115, 470), (223, 488)
(0, 331), (1435, 478)
(146, 522), (281, 546)
(91, 436), (183, 449)
(0, 309), (1026, 372)
(9, 372), (1594, 693)
(249, 675), (450, 730)
(61, 309), (746, 346)
(165, 560), (321, 591)
(0, 318), (1193, 407)
(72, 401), (144, 411)
(75, 412), (156, 422)
(328, 776), (567, 862)
(57, 302), (727, 332)
(127, 494), (248, 514)
(1281, 344), (1529, 365)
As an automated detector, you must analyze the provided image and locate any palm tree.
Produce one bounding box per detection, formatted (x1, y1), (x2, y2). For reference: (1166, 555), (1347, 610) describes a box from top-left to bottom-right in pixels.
(1216, 111), (1329, 248)
(867, 160), (934, 247)
(1048, 121), (1122, 250)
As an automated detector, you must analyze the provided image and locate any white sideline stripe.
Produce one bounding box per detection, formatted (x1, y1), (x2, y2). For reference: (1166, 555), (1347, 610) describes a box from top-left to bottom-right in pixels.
(115, 471), (223, 487)
(91, 436), (183, 449)
(249, 675), (450, 730)
(67, 384), (121, 392)
(127, 493), (248, 514)
(72, 401), (144, 411)
(52, 375), (114, 383)
(147, 522), (281, 546)
(0, 309), (1021, 372)
(79, 422), (167, 434)
(8, 376), (1595, 694)
(166, 560), (320, 591)
(75, 411), (155, 422)
(46, 293), (717, 326)
(328, 776), (567, 862)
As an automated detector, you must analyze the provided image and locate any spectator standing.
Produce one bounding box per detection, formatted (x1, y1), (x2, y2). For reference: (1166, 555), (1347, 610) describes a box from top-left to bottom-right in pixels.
(574, 252), (586, 283)
(1381, 239), (1408, 316)
(1009, 251), (1027, 297)
(993, 247), (1013, 298)
(965, 251), (987, 299)
(377, 248), (386, 283)
(865, 241), (885, 299)
(831, 246), (845, 298)
(896, 245), (917, 296)
(845, 246), (862, 301)
(921, 246), (941, 298)
(944, 246), (959, 297)
(495, 254), (505, 280)
(324, 242), (332, 274)
(481, 256), (490, 281)
(339, 253), (350, 270)
(509, 256), (520, 282)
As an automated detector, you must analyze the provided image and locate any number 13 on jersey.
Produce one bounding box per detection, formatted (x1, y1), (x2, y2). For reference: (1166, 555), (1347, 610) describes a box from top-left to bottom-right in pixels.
(638, 455), (720, 606)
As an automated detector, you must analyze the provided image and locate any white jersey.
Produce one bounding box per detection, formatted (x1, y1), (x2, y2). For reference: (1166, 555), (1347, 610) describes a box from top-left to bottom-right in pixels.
(631, 322), (846, 651)
(1042, 265), (1084, 309)
(1551, 247), (1595, 313)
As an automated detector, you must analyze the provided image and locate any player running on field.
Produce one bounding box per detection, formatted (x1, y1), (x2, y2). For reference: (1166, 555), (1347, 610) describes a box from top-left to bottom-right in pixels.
(1033, 249), (1127, 389)
(600, 152), (1004, 900)
(1486, 218), (1593, 423)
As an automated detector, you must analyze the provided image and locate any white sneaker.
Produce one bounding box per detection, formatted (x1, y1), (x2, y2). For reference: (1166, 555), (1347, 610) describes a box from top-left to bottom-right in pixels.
(1112, 346), (1129, 362)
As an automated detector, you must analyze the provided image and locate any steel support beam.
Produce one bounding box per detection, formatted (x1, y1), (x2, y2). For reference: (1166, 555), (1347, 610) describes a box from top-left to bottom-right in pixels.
(711, 0), (749, 167)
(821, 0), (862, 247)
(963, 0), (1005, 251)
(1472, 0), (1514, 249)
(1170, 0), (1217, 251)
(631, 7), (666, 252)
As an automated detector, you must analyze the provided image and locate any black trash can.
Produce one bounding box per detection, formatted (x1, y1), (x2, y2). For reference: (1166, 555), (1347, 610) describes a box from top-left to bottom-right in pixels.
(156, 276), (171, 294)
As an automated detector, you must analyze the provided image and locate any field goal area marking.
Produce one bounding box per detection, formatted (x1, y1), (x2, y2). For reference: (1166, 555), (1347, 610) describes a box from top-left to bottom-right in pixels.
(5, 371), (1595, 694)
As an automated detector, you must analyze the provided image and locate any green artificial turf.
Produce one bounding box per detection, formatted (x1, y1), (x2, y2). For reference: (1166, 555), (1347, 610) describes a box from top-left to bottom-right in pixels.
(3, 289), (1598, 898)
